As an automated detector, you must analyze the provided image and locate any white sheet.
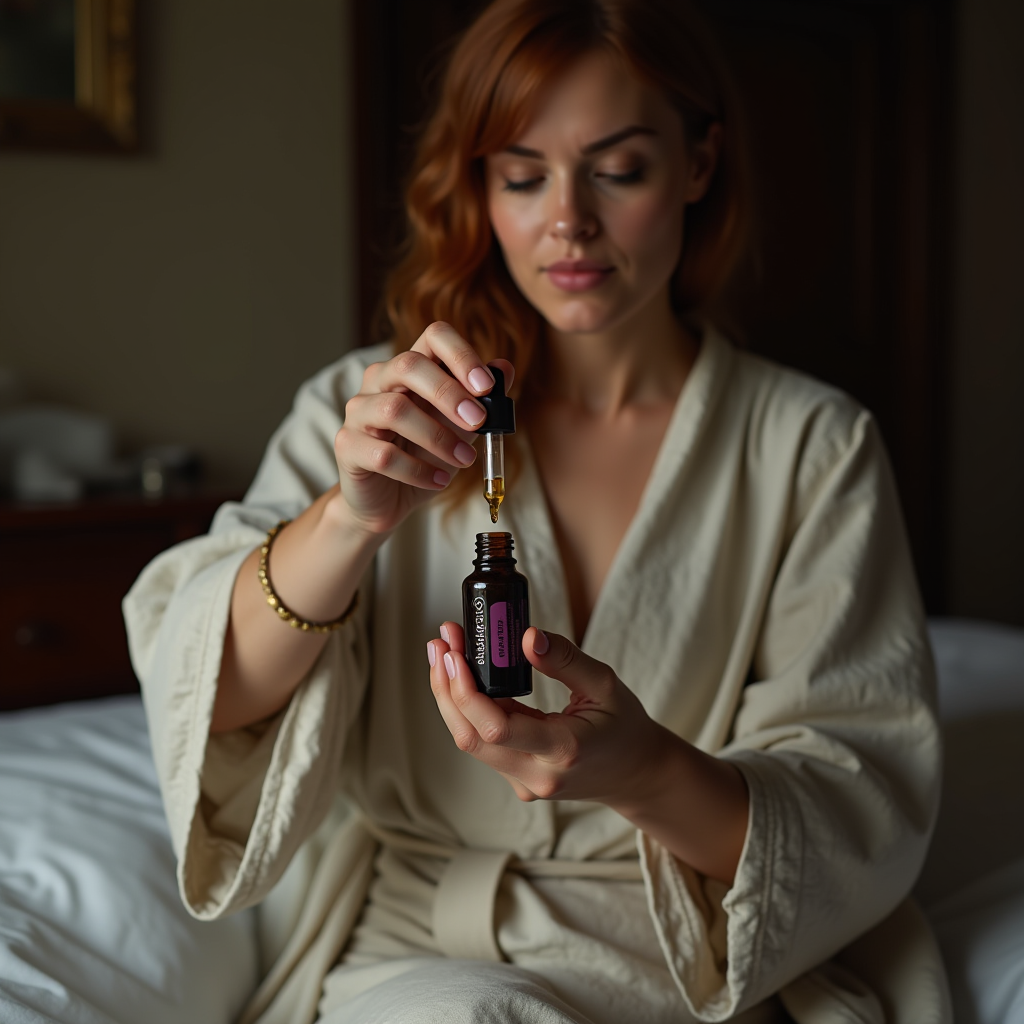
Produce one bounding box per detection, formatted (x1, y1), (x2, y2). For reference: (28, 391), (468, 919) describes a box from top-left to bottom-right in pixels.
(0, 696), (259, 1024)
(921, 618), (1024, 1024)
(929, 858), (1024, 1024)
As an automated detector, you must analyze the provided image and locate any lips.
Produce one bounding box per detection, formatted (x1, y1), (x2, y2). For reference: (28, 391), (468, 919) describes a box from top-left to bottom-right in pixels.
(545, 260), (614, 292)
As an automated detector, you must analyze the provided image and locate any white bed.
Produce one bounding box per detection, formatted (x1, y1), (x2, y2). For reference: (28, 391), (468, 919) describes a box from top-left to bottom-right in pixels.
(1, 618), (1022, 1024)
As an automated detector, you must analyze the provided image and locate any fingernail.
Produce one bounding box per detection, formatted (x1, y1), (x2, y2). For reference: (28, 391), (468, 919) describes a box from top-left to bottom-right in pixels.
(458, 399), (486, 428)
(443, 652), (456, 679)
(433, 469), (451, 486)
(532, 629), (550, 655)
(454, 441), (476, 466)
(426, 642), (436, 668)
(468, 366), (495, 393)
(440, 623), (451, 644)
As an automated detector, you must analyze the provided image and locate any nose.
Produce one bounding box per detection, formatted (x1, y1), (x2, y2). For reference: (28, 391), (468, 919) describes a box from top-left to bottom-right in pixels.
(550, 181), (597, 243)
(553, 218), (595, 241)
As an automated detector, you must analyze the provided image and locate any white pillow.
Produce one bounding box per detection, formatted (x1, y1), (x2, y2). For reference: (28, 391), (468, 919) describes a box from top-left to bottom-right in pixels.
(919, 618), (1024, 1024)
(928, 858), (1024, 1024)
(0, 696), (259, 1024)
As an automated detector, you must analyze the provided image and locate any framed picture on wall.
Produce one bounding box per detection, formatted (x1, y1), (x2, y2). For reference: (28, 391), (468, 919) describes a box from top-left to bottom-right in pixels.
(0, 0), (136, 152)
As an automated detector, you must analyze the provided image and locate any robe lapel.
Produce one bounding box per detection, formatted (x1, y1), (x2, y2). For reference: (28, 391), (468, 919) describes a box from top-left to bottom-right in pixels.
(508, 330), (734, 720)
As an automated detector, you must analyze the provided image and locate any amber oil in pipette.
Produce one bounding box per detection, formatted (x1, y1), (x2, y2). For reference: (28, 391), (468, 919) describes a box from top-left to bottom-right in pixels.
(485, 477), (504, 523)
(477, 367), (514, 525)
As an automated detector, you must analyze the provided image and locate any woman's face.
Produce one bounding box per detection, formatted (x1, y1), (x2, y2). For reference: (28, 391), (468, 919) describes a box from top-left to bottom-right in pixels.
(486, 49), (717, 338)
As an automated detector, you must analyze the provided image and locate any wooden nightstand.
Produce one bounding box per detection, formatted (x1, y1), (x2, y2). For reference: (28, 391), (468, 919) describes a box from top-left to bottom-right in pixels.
(1, 491), (237, 711)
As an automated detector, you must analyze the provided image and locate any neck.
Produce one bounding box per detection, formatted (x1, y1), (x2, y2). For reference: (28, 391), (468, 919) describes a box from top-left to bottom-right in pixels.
(537, 293), (699, 417)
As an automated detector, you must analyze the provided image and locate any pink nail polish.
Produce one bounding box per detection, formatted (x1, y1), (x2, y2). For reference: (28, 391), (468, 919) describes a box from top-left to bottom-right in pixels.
(426, 642), (436, 668)
(440, 623), (451, 644)
(458, 399), (485, 428)
(443, 652), (456, 680)
(468, 367), (495, 393)
(454, 441), (476, 466)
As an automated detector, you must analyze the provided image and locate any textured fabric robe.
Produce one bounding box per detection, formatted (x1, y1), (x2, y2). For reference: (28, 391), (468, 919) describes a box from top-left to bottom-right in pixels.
(123, 329), (951, 1024)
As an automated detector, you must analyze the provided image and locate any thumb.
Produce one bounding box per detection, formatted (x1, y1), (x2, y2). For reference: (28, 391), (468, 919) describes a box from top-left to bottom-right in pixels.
(523, 626), (615, 701)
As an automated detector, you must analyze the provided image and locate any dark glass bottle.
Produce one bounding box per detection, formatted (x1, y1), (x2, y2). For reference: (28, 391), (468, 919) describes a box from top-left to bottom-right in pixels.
(462, 532), (532, 698)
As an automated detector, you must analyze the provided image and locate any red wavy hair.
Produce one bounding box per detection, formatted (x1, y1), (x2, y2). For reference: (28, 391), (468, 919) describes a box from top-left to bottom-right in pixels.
(381, 0), (752, 502)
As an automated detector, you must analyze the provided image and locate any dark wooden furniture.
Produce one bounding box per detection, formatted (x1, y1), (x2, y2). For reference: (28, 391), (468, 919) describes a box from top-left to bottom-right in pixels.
(352, 0), (952, 612)
(1, 491), (232, 712)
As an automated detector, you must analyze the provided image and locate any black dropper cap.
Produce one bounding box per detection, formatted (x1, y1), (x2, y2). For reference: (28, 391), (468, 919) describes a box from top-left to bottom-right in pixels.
(476, 365), (515, 435)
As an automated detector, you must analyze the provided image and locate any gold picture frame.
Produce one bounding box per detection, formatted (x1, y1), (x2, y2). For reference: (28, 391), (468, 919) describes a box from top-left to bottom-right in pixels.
(0, 0), (137, 152)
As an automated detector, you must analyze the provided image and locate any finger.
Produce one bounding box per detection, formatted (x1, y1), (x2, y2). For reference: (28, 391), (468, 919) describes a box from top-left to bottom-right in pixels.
(409, 391), (482, 448)
(368, 325), (493, 430)
(434, 647), (552, 776)
(446, 647), (571, 757)
(411, 322), (500, 399)
(438, 621), (466, 657)
(438, 624), (544, 721)
(363, 351), (486, 432)
(498, 771), (538, 802)
(428, 645), (571, 800)
(428, 639), (486, 756)
(523, 627), (617, 704)
(335, 426), (452, 490)
(494, 697), (548, 721)
(344, 391), (478, 471)
(443, 647), (517, 748)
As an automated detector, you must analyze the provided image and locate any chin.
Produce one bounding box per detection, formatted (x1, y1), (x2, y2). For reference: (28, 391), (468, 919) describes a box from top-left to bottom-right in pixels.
(535, 296), (620, 335)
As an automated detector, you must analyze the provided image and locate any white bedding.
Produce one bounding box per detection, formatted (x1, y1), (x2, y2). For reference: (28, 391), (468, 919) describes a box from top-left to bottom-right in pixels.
(0, 697), (259, 1024)
(918, 619), (1024, 1024)
(0, 619), (1021, 1024)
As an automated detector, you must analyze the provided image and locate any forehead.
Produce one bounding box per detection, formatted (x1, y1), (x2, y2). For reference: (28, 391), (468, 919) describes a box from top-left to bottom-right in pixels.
(509, 49), (681, 151)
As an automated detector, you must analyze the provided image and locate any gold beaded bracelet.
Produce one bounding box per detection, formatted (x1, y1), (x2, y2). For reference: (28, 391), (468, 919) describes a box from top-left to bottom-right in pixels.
(258, 520), (358, 633)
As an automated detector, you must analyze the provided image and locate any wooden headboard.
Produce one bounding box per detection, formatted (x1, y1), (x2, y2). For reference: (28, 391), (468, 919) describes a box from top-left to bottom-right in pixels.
(351, 0), (952, 612)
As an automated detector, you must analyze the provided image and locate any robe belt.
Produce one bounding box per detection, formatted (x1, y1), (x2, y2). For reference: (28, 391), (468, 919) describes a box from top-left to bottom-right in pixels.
(363, 820), (643, 962)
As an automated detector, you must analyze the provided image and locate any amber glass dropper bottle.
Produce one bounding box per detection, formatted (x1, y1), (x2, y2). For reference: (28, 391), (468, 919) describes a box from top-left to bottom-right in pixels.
(476, 366), (515, 523)
(462, 532), (532, 698)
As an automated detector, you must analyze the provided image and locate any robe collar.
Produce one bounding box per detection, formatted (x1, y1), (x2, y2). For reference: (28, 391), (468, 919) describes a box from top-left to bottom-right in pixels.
(504, 327), (734, 705)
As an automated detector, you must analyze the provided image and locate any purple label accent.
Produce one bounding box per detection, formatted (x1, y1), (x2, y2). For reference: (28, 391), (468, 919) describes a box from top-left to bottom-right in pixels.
(490, 601), (509, 667)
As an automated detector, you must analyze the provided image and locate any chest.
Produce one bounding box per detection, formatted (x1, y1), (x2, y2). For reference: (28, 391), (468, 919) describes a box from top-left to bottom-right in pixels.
(528, 406), (674, 643)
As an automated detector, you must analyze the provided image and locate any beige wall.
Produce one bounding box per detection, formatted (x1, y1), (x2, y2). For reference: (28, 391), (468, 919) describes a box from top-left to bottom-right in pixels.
(947, 0), (1024, 625)
(0, 0), (356, 489)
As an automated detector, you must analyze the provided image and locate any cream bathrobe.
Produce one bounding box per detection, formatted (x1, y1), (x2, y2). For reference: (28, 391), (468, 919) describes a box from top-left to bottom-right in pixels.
(123, 329), (951, 1024)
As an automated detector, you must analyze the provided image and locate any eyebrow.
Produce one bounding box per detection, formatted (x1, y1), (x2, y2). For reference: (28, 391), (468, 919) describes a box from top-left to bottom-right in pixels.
(503, 125), (657, 159)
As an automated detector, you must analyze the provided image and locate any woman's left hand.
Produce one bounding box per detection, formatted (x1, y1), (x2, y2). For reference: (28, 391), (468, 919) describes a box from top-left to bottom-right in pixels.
(428, 620), (750, 883)
(427, 621), (669, 805)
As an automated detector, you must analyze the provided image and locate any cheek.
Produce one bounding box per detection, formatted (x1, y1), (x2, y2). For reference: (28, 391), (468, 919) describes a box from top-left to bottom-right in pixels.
(610, 188), (687, 270)
(488, 199), (542, 270)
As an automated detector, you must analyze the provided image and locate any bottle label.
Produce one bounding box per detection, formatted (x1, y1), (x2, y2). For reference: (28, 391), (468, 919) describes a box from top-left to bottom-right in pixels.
(490, 601), (510, 666)
(489, 599), (526, 668)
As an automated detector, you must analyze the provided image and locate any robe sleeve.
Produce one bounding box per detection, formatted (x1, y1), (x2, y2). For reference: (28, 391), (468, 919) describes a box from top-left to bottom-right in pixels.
(638, 409), (942, 1020)
(123, 350), (378, 921)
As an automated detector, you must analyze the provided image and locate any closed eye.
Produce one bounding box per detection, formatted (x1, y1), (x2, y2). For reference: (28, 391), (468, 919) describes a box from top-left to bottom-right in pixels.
(502, 177), (544, 193)
(597, 168), (645, 185)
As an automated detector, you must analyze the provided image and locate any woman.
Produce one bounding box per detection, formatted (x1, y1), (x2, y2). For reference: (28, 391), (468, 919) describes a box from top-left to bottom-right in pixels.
(124, 1), (950, 1021)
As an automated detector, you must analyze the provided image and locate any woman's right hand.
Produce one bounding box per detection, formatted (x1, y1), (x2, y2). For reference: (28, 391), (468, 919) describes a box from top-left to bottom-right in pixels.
(334, 322), (513, 535)
(213, 323), (512, 733)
